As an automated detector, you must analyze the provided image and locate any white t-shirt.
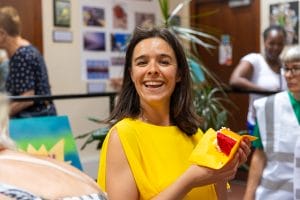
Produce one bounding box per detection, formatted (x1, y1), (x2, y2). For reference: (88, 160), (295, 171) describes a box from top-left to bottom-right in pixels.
(241, 53), (287, 125)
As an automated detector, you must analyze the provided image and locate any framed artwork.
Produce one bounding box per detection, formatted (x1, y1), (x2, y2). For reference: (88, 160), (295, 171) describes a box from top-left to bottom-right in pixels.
(269, 1), (299, 45)
(53, 0), (71, 27)
(261, 0), (299, 48)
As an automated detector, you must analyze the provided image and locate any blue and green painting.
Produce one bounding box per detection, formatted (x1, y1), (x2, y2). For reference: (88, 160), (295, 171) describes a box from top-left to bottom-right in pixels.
(9, 115), (82, 170)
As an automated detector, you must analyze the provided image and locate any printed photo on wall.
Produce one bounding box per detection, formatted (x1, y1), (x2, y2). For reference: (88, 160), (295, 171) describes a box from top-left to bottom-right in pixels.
(82, 6), (105, 27)
(86, 59), (109, 80)
(111, 56), (125, 66)
(135, 12), (155, 27)
(53, 0), (71, 27)
(113, 3), (128, 29)
(270, 1), (299, 45)
(111, 33), (131, 52)
(83, 32), (106, 51)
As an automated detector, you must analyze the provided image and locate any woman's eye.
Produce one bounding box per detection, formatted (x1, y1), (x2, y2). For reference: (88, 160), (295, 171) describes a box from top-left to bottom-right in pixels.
(160, 60), (170, 65)
(136, 61), (147, 66)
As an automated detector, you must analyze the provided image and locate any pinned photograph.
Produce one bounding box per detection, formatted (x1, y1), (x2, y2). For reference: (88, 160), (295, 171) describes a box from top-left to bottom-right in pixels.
(82, 6), (105, 27)
(83, 32), (106, 51)
(135, 12), (155, 27)
(111, 56), (125, 66)
(113, 3), (128, 29)
(86, 59), (109, 80)
(111, 33), (130, 52)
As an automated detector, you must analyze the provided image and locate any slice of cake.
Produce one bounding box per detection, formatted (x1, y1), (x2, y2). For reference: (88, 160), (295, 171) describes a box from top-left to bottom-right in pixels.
(216, 127), (240, 156)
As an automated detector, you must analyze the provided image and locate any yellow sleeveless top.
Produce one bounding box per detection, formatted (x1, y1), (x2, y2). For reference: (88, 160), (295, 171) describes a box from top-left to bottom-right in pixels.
(97, 118), (217, 200)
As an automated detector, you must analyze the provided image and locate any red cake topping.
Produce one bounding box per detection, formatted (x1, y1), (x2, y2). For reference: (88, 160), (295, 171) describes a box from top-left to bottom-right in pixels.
(217, 131), (237, 156)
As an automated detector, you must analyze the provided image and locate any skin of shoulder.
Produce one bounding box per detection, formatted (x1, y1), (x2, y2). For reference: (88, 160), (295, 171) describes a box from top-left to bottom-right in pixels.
(0, 150), (102, 199)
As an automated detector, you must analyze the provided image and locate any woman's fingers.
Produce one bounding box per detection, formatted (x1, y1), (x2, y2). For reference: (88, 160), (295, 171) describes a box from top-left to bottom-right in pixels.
(238, 139), (252, 165)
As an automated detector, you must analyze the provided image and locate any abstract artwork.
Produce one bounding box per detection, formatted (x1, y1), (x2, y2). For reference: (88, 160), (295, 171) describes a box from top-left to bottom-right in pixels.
(9, 116), (82, 170)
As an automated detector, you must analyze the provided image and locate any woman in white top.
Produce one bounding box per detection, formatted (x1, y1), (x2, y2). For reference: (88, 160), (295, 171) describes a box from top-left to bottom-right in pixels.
(229, 25), (287, 135)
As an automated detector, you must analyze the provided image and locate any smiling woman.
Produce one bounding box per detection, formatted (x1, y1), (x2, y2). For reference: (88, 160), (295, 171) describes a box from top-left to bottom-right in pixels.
(97, 26), (251, 200)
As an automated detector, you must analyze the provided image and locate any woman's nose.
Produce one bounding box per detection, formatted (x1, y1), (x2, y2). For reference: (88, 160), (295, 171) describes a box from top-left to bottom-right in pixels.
(147, 61), (159, 75)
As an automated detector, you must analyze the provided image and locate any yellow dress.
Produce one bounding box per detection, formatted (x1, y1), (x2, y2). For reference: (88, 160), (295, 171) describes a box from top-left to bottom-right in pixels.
(97, 118), (217, 200)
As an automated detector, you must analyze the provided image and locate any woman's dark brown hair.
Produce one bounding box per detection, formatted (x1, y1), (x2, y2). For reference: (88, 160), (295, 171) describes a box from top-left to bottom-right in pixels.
(108, 26), (201, 136)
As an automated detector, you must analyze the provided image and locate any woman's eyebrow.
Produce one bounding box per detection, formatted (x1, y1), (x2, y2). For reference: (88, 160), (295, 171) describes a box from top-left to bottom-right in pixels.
(133, 55), (147, 62)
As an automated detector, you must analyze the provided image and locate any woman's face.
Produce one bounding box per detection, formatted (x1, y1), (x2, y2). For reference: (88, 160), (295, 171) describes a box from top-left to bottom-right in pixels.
(283, 61), (300, 97)
(130, 37), (180, 106)
(264, 30), (285, 61)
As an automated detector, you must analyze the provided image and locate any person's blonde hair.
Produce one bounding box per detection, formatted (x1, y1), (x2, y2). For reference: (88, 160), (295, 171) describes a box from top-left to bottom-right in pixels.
(281, 45), (300, 63)
(0, 6), (21, 37)
(0, 93), (15, 149)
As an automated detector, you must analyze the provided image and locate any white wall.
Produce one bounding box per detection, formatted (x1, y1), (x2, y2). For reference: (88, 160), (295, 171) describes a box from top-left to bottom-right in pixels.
(42, 0), (189, 179)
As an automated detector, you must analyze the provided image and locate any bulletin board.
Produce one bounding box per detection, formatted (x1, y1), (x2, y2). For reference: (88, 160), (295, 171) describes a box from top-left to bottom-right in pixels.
(79, 0), (159, 93)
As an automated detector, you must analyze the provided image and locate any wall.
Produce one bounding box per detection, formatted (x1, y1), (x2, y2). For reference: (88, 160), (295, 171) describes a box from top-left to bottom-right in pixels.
(42, 0), (189, 178)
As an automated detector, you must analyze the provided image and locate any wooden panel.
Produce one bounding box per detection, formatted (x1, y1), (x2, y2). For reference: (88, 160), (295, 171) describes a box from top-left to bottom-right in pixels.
(190, 0), (260, 132)
(0, 0), (43, 54)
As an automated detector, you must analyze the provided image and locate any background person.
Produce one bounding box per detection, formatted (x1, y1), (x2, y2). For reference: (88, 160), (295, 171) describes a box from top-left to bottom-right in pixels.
(0, 49), (8, 92)
(97, 26), (251, 200)
(0, 94), (107, 200)
(243, 45), (300, 200)
(229, 25), (287, 135)
(0, 6), (56, 118)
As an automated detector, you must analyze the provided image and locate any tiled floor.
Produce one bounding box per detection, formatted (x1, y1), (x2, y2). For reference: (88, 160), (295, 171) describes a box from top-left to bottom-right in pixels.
(228, 180), (247, 200)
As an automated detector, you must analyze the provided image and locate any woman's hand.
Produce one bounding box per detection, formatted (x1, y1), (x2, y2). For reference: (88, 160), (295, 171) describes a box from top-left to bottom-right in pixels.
(186, 138), (252, 188)
(237, 137), (252, 166)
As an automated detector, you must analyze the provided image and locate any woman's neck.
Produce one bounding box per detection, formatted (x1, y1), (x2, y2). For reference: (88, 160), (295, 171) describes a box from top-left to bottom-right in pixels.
(265, 57), (281, 72)
(266, 57), (281, 67)
(6, 36), (29, 58)
(139, 104), (172, 126)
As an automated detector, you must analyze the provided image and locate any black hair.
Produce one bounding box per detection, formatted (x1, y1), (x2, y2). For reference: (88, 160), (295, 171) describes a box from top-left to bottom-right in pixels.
(263, 25), (286, 41)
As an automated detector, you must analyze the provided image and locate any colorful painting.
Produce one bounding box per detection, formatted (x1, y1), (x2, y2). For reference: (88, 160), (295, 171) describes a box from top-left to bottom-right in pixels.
(9, 116), (82, 170)
(270, 1), (299, 45)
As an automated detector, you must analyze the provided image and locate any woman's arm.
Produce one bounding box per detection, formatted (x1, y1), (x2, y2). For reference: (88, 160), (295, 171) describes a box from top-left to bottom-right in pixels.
(243, 149), (266, 200)
(105, 128), (139, 200)
(9, 89), (34, 116)
(229, 60), (265, 91)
